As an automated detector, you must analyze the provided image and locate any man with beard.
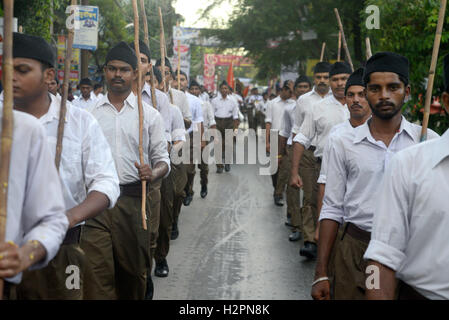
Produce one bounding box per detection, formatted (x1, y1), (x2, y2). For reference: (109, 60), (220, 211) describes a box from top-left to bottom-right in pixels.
(311, 52), (439, 300)
(81, 42), (170, 299)
(290, 62), (349, 259)
(364, 53), (449, 300)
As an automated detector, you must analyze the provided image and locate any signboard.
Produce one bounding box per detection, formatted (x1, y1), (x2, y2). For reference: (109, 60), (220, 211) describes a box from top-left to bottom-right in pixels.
(280, 63), (299, 84)
(73, 5), (99, 51)
(173, 26), (220, 47)
(170, 42), (191, 78)
(57, 35), (80, 83)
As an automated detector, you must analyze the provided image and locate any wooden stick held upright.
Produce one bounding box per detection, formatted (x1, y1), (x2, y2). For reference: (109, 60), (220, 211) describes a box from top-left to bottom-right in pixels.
(421, 0), (447, 142)
(337, 31), (342, 61)
(334, 8), (354, 72)
(139, 0), (158, 109)
(158, 7), (167, 93)
(320, 42), (326, 62)
(177, 22), (181, 91)
(55, 0), (77, 170)
(0, 0), (14, 300)
(365, 37), (372, 60)
(132, 0), (148, 230)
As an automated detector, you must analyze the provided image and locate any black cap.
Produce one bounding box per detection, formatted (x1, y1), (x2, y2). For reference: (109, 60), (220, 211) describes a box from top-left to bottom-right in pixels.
(155, 57), (172, 71)
(282, 80), (293, 90)
(13, 32), (55, 67)
(295, 75), (311, 87)
(314, 62), (331, 74)
(444, 53), (449, 93)
(345, 68), (365, 95)
(363, 51), (409, 85)
(152, 66), (162, 83)
(129, 40), (151, 61)
(105, 41), (137, 70)
(79, 78), (93, 87)
(220, 81), (230, 88)
(329, 61), (352, 77)
(189, 79), (200, 88)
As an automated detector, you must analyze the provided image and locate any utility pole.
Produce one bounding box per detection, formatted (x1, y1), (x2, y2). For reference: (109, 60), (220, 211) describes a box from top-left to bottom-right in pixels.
(81, 0), (89, 78)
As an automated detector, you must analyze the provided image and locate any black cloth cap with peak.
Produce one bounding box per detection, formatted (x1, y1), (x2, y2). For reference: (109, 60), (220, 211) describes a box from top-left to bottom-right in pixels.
(79, 78), (92, 86)
(295, 75), (311, 87)
(190, 79), (200, 88)
(314, 62), (331, 74)
(329, 61), (352, 77)
(345, 68), (365, 95)
(128, 40), (151, 61)
(363, 51), (409, 85)
(220, 81), (230, 88)
(444, 53), (449, 92)
(155, 57), (172, 70)
(13, 32), (55, 67)
(105, 41), (137, 70)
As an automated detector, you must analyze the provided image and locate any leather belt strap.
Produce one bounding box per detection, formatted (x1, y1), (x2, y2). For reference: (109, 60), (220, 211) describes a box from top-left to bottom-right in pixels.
(120, 181), (143, 198)
(344, 222), (371, 244)
(308, 146), (316, 152)
(62, 225), (81, 245)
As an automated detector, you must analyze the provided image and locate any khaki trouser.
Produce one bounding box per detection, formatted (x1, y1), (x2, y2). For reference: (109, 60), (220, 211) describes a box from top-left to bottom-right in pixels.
(271, 151), (289, 198)
(185, 132), (197, 196)
(286, 145), (302, 229)
(299, 148), (320, 243)
(173, 163), (188, 226)
(16, 242), (87, 300)
(332, 226), (368, 300)
(256, 111), (266, 130)
(80, 194), (151, 300)
(215, 117), (234, 169)
(154, 163), (180, 263)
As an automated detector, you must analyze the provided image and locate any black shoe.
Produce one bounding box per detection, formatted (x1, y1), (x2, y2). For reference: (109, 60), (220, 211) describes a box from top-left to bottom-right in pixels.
(217, 167), (224, 174)
(284, 217), (293, 227)
(274, 196), (284, 207)
(224, 164), (231, 172)
(183, 194), (193, 206)
(171, 223), (179, 240)
(144, 274), (154, 300)
(200, 185), (208, 198)
(155, 259), (169, 277)
(300, 242), (317, 259)
(289, 231), (302, 242)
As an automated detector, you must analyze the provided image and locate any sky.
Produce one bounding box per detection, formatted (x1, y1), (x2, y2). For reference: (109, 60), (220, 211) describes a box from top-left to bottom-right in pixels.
(173, 0), (234, 29)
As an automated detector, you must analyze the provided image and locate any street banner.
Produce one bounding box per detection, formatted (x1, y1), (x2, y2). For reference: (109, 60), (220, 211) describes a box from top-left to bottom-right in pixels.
(57, 35), (80, 83)
(73, 5), (99, 51)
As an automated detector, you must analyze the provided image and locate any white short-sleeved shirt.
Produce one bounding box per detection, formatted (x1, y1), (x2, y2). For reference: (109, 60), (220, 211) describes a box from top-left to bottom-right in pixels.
(186, 92), (204, 134)
(266, 96), (297, 133)
(320, 117), (439, 232)
(1, 108), (68, 284)
(169, 104), (186, 142)
(72, 93), (97, 110)
(89, 92), (170, 184)
(364, 129), (449, 299)
(293, 94), (349, 158)
(142, 83), (172, 142)
(212, 94), (239, 119)
(169, 88), (192, 121)
(201, 100), (216, 130)
(279, 100), (298, 145)
(40, 94), (120, 211)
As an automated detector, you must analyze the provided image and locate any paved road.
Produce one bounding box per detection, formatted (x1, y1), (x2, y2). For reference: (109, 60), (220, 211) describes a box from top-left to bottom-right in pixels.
(153, 144), (315, 300)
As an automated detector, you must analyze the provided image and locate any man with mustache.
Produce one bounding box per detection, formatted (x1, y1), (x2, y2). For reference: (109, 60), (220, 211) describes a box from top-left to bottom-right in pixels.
(81, 42), (170, 299)
(311, 52), (439, 300)
(290, 62), (350, 260)
(364, 53), (449, 300)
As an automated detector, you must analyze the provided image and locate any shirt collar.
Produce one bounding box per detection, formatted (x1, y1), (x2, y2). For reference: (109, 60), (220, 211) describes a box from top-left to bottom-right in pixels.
(432, 129), (449, 168)
(353, 116), (416, 144)
(142, 82), (152, 97)
(95, 92), (136, 110)
(328, 94), (346, 107)
(311, 86), (332, 99)
(40, 93), (68, 124)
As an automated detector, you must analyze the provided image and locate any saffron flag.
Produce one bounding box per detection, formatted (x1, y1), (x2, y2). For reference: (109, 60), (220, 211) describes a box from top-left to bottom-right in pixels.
(227, 62), (235, 91)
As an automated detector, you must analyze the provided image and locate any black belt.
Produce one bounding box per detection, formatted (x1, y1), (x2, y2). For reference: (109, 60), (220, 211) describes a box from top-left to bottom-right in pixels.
(120, 181), (144, 198)
(309, 146), (316, 152)
(215, 116), (233, 120)
(342, 222), (371, 244)
(62, 225), (81, 245)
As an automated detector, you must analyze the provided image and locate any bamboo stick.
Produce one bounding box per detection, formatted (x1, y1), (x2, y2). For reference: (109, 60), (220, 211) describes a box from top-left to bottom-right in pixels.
(337, 31), (342, 61)
(0, 0), (14, 300)
(158, 7), (167, 93)
(365, 37), (372, 60)
(334, 8), (354, 72)
(320, 42), (326, 62)
(177, 21), (181, 90)
(421, 0), (447, 142)
(139, 0), (158, 109)
(132, 0), (147, 230)
(55, 0), (76, 171)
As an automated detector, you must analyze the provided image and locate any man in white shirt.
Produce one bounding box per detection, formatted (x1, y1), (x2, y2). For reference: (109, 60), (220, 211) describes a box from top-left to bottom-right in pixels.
(48, 75), (61, 100)
(10, 33), (119, 300)
(0, 107), (68, 300)
(255, 91), (269, 130)
(92, 83), (104, 101)
(311, 52), (439, 300)
(211, 81), (240, 173)
(289, 63), (332, 242)
(279, 75), (311, 241)
(364, 53), (449, 301)
(82, 42), (170, 300)
(246, 87), (263, 130)
(189, 80), (217, 199)
(72, 78), (96, 110)
(266, 82), (296, 207)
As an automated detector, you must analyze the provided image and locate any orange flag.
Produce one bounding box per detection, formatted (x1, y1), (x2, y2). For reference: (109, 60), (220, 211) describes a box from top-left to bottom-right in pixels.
(227, 61), (235, 91)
